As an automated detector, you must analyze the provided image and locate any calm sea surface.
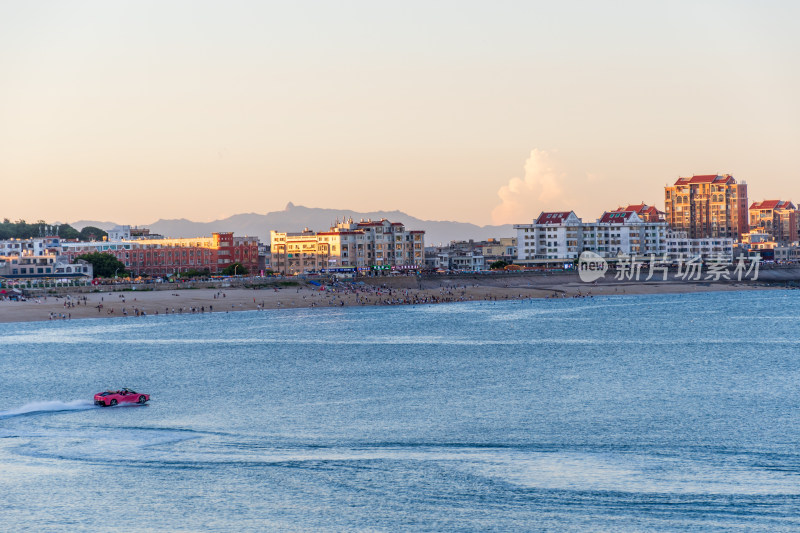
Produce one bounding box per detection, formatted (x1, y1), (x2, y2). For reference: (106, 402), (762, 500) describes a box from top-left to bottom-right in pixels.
(2, 290), (800, 531)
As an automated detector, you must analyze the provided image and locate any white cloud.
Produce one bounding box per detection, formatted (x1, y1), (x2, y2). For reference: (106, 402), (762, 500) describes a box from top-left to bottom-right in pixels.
(491, 149), (609, 225)
(491, 149), (566, 224)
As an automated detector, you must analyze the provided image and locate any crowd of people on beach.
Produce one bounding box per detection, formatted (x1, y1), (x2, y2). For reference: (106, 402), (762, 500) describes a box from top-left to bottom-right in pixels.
(1, 278), (637, 323)
(45, 282), (550, 320)
(297, 281), (555, 307)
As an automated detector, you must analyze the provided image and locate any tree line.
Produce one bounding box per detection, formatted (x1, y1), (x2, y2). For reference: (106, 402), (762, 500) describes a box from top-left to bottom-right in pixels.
(0, 219), (107, 241)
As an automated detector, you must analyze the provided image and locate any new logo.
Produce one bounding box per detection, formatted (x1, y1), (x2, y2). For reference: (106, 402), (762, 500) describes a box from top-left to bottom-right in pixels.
(578, 251), (608, 282)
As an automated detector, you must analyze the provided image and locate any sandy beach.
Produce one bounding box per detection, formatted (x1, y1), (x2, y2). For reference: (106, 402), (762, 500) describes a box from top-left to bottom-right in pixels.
(0, 272), (782, 324)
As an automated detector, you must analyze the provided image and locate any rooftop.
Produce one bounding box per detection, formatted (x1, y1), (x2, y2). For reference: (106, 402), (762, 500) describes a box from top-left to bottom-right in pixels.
(674, 174), (736, 185)
(599, 211), (639, 224)
(750, 200), (796, 210)
(534, 211), (574, 225)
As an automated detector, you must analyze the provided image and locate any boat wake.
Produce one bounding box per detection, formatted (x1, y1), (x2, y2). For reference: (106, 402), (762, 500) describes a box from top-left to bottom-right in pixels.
(0, 399), (97, 420)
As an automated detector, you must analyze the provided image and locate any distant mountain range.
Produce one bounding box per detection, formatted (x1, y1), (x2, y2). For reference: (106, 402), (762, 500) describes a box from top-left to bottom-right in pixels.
(70, 203), (514, 246)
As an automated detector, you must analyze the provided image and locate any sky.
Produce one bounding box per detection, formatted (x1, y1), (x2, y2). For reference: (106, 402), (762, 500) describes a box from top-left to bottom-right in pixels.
(1, 1), (798, 227)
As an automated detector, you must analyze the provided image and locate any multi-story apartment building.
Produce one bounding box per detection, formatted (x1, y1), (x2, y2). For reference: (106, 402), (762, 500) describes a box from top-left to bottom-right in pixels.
(433, 251), (485, 271)
(773, 246), (800, 262)
(354, 219), (424, 268)
(270, 230), (325, 274)
(0, 237), (93, 280)
(427, 238), (516, 267)
(0, 236), (61, 257)
(515, 210), (667, 265)
(515, 211), (584, 263)
(0, 253), (93, 280)
(270, 218), (425, 275)
(60, 232), (259, 277)
(749, 200), (798, 244)
(664, 174), (749, 240)
(665, 230), (734, 262)
(584, 211), (667, 257)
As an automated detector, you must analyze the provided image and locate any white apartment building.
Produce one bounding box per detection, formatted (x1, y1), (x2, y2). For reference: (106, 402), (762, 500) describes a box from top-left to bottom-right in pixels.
(107, 225), (132, 241)
(584, 211), (666, 258)
(106, 225), (162, 241)
(0, 254), (93, 279)
(515, 211), (583, 263)
(0, 237), (93, 279)
(774, 246), (800, 262)
(665, 230), (734, 262)
(435, 251), (485, 271)
(515, 211), (667, 265)
(0, 237), (62, 256)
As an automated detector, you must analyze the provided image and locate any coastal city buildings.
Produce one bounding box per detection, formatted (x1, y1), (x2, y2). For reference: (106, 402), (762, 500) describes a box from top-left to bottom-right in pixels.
(424, 238), (515, 271)
(0, 237), (93, 280)
(4, 169), (800, 283)
(665, 231), (735, 262)
(60, 231), (260, 277)
(510, 174), (797, 267)
(508, 172), (800, 265)
(426, 250), (485, 271)
(748, 200), (798, 244)
(0, 236), (62, 257)
(514, 210), (667, 265)
(270, 218), (425, 275)
(0, 252), (93, 280)
(664, 174), (749, 240)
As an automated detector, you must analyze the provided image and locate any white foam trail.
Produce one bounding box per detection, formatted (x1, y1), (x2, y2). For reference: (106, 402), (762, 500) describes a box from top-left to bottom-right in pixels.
(0, 399), (96, 419)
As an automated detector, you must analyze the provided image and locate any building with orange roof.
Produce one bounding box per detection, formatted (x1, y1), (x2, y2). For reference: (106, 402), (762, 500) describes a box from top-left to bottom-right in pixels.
(748, 200), (798, 244)
(611, 203), (665, 222)
(663, 174), (749, 240)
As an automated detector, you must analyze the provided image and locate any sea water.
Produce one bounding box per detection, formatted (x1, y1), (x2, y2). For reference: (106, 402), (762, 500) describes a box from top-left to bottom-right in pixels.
(2, 290), (800, 531)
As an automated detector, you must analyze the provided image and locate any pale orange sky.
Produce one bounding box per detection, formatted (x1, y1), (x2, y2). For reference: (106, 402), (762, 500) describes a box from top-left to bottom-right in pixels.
(1, 1), (798, 226)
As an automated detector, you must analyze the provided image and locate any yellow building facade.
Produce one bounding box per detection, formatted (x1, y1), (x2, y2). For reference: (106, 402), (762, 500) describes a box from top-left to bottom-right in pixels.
(270, 219), (425, 275)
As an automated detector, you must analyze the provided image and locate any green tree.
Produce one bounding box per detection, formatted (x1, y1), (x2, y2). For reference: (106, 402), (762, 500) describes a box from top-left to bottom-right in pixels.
(179, 268), (211, 278)
(75, 252), (128, 278)
(489, 260), (509, 270)
(78, 226), (108, 241)
(0, 219), (110, 240)
(220, 262), (248, 276)
(13, 219), (27, 237)
(57, 224), (80, 240)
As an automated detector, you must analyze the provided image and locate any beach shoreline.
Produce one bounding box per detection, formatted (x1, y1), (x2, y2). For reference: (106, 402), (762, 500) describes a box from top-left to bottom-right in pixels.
(0, 272), (784, 324)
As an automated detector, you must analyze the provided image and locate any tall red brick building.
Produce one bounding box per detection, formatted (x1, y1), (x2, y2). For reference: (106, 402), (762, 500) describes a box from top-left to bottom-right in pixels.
(664, 174), (748, 240)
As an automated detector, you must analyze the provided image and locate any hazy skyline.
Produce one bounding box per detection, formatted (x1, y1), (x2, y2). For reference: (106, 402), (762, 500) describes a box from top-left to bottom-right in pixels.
(2, 1), (798, 227)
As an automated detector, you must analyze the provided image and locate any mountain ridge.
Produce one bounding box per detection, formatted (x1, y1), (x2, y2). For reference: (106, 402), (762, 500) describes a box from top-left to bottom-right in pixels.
(70, 203), (515, 245)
